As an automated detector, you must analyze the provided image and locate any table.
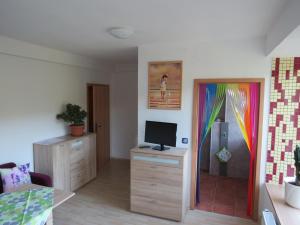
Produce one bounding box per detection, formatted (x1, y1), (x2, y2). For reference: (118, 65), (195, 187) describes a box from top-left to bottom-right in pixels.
(266, 183), (300, 225)
(13, 184), (75, 225)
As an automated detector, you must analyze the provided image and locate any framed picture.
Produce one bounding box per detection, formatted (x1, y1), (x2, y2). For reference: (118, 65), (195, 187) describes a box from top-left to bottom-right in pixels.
(148, 61), (182, 110)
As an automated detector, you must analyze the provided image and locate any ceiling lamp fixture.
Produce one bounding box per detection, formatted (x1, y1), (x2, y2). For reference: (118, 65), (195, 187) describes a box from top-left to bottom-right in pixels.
(108, 27), (134, 39)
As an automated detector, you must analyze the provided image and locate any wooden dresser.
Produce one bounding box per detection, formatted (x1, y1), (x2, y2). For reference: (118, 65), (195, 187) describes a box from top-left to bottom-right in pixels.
(130, 147), (189, 221)
(33, 133), (96, 192)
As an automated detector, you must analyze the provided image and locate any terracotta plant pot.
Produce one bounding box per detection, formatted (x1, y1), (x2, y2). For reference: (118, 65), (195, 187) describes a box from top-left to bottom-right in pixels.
(70, 124), (85, 137)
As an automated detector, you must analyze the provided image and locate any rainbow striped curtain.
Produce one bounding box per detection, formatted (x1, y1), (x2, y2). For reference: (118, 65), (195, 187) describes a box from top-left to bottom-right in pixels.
(196, 83), (259, 217)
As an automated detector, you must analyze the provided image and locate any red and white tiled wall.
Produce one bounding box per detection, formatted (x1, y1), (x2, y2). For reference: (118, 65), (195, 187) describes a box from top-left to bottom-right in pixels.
(266, 57), (300, 184)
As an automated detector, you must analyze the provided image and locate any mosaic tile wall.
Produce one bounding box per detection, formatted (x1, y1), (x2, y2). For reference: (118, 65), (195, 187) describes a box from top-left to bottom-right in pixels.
(266, 57), (300, 184)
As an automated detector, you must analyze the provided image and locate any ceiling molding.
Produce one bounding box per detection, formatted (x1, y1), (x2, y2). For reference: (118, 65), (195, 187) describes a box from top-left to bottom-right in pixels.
(0, 35), (113, 72)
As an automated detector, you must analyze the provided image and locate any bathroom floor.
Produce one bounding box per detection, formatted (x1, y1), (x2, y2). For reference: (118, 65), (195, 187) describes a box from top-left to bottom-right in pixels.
(196, 172), (249, 219)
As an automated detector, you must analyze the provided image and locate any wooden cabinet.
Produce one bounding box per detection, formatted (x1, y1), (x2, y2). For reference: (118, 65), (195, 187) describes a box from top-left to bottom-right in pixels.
(33, 133), (96, 192)
(130, 147), (189, 221)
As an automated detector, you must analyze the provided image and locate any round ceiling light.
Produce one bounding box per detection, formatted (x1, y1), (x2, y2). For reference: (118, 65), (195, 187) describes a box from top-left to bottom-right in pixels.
(108, 27), (134, 39)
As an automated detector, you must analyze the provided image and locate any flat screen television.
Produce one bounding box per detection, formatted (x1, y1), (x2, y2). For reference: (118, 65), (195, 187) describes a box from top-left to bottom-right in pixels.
(144, 120), (177, 151)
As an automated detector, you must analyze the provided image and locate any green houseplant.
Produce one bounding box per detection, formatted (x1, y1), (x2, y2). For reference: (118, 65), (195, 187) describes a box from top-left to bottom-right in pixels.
(285, 145), (300, 209)
(295, 146), (300, 186)
(57, 103), (87, 137)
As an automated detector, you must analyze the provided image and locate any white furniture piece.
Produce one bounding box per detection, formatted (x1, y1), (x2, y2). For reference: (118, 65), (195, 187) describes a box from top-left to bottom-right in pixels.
(266, 183), (300, 225)
(130, 147), (189, 221)
(284, 177), (300, 209)
(33, 133), (96, 192)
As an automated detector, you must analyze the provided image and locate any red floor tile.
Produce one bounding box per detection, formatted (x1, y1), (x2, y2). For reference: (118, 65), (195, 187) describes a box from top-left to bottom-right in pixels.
(196, 172), (250, 219)
(213, 203), (235, 216)
(197, 202), (213, 212)
(235, 207), (249, 219)
(214, 194), (234, 205)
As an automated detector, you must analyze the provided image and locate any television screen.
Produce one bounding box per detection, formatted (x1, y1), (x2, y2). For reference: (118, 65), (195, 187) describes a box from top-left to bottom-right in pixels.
(144, 121), (177, 149)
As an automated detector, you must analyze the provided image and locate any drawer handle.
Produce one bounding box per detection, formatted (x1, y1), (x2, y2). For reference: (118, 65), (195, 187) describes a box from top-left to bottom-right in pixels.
(71, 141), (83, 150)
(150, 183), (157, 186)
(133, 156), (179, 165)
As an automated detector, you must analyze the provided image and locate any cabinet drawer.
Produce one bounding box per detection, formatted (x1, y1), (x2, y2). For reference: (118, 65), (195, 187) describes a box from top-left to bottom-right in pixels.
(71, 175), (85, 191)
(131, 153), (182, 168)
(131, 195), (181, 221)
(70, 158), (86, 171)
(70, 144), (86, 163)
(131, 179), (181, 203)
(131, 163), (182, 186)
(71, 167), (87, 191)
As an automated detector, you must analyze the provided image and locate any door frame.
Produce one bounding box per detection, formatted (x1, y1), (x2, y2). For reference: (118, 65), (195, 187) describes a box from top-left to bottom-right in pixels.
(86, 83), (110, 132)
(86, 83), (111, 170)
(190, 78), (265, 220)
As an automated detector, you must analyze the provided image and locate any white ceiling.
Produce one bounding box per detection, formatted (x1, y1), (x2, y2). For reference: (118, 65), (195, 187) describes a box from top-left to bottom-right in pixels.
(0, 0), (287, 63)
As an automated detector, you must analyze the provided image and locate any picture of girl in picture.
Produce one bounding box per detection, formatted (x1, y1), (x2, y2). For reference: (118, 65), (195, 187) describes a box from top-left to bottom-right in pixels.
(148, 61), (181, 109)
(160, 74), (168, 100)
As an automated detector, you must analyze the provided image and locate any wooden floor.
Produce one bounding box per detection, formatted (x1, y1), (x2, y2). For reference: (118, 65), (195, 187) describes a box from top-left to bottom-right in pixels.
(53, 159), (257, 225)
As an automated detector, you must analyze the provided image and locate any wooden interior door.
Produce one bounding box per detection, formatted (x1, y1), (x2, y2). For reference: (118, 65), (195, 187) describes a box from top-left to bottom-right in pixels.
(87, 84), (110, 172)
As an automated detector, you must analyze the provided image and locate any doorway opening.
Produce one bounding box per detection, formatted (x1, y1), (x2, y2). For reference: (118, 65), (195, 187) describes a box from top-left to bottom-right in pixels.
(190, 79), (264, 220)
(87, 83), (110, 172)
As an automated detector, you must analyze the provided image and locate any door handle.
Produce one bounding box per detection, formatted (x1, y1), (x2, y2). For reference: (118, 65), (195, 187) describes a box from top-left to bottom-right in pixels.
(95, 123), (102, 132)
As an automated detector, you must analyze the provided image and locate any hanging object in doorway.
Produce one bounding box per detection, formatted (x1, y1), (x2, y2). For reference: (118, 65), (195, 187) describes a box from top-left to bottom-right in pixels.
(196, 82), (259, 217)
(216, 147), (232, 163)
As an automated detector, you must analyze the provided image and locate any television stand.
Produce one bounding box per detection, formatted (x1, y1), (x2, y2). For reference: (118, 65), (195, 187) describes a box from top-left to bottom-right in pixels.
(152, 144), (170, 151)
(130, 147), (189, 221)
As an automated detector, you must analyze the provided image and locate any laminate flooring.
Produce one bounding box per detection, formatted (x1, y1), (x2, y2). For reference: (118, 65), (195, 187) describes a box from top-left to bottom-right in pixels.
(53, 159), (257, 225)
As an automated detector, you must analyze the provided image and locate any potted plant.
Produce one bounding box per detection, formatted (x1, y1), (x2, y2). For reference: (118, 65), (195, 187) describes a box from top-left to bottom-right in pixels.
(285, 145), (300, 209)
(56, 103), (87, 137)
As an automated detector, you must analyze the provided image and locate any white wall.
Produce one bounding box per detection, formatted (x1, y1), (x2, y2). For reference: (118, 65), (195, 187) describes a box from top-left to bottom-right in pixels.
(137, 37), (279, 216)
(110, 64), (138, 159)
(270, 34), (300, 57)
(0, 36), (111, 170)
